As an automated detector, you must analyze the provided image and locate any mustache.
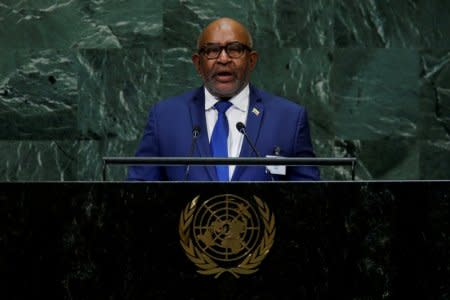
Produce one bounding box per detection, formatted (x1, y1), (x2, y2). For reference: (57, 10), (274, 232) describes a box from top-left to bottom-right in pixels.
(207, 69), (235, 78)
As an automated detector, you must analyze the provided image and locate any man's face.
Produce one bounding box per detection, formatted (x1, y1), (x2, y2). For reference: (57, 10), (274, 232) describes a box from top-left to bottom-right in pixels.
(192, 22), (258, 99)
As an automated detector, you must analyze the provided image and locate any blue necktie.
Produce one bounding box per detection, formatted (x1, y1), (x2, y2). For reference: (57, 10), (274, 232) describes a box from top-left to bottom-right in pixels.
(210, 101), (232, 181)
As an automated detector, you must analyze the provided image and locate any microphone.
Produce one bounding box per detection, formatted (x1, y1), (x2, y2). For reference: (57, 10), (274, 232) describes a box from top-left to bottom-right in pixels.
(236, 122), (261, 157)
(235, 122), (274, 181)
(184, 125), (201, 180)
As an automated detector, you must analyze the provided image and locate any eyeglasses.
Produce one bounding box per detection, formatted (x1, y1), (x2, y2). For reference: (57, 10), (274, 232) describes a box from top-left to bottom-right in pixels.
(198, 42), (252, 59)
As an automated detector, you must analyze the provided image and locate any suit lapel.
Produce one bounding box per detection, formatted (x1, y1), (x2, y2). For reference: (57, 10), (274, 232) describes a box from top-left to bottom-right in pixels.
(232, 85), (264, 180)
(189, 87), (216, 180)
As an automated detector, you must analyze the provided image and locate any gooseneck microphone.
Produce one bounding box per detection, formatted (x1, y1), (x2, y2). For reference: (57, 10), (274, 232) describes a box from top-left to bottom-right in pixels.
(236, 122), (261, 157)
(235, 122), (274, 181)
(184, 126), (201, 181)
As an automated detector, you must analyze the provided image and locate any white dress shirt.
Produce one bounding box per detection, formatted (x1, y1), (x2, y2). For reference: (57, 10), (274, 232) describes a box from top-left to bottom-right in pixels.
(204, 85), (250, 180)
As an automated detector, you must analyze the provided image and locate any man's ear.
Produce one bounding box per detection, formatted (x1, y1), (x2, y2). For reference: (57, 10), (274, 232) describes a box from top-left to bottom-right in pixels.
(192, 53), (201, 74)
(248, 51), (258, 71)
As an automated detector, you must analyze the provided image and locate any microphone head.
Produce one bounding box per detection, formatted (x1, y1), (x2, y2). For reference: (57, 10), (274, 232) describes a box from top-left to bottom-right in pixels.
(192, 126), (201, 137)
(236, 122), (245, 133)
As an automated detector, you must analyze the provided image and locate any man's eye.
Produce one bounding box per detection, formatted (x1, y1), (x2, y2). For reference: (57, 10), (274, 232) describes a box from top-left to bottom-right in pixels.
(205, 47), (220, 54)
(227, 45), (242, 52)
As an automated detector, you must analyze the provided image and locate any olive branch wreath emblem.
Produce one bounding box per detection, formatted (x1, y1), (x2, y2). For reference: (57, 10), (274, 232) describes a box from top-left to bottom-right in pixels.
(179, 195), (276, 278)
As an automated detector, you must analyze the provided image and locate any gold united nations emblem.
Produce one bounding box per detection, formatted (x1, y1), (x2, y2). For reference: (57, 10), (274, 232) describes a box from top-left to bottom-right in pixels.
(179, 194), (276, 278)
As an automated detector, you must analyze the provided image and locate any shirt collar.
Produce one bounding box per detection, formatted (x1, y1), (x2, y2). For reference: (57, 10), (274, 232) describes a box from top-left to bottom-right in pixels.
(204, 84), (249, 112)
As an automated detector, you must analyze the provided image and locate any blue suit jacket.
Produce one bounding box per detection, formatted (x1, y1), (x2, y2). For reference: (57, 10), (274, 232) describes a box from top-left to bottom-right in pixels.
(127, 85), (320, 181)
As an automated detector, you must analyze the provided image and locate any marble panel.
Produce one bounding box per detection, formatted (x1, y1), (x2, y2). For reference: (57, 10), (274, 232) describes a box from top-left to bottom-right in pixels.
(420, 140), (450, 179)
(317, 137), (421, 180)
(419, 49), (450, 139)
(0, 49), (78, 140)
(334, 0), (449, 48)
(159, 47), (202, 99)
(313, 139), (355, 181)
(0, 0), (87, 48)
(77, 48), (162, 141)
(431, 0), (450, 48)
(74, 0), (163, 48)
(358, 138), (420, 180)
(0, 0), (163, 49)
(331, 48), (420, 140)
(163, 0), (249, 49)
(0, 140), (77, 181)
(77, 139), (138, 181)
(248, 0), (334, 48)
(252, 47), (333, 140)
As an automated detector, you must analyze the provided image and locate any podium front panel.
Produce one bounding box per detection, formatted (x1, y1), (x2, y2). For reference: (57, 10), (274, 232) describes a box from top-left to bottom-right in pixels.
(0, 181), (448, 299)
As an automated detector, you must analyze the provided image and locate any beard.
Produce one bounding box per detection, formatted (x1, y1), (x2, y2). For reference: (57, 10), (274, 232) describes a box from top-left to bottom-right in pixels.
(205, 78), (245, 98)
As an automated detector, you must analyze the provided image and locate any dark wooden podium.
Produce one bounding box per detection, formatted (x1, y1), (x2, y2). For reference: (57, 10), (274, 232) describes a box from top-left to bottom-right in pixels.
(0, 181), (449, 299)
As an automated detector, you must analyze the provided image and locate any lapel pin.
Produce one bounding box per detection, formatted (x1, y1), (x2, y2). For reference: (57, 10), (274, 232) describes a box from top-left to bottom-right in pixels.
(252, 107), (260, 116)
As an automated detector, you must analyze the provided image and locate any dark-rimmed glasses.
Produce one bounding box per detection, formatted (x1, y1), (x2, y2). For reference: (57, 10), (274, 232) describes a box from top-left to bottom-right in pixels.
(198, 42), (252, 59)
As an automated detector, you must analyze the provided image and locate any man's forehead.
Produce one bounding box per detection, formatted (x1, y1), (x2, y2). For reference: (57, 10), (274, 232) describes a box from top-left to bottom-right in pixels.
(199, 23), (249, 46)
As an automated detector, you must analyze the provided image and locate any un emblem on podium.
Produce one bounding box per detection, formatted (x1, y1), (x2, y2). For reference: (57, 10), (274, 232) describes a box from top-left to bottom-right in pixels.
(179, 194), (276, 278)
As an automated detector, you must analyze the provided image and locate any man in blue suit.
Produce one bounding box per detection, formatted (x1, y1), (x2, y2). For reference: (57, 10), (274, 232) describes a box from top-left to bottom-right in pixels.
(127, 17), (320, 181)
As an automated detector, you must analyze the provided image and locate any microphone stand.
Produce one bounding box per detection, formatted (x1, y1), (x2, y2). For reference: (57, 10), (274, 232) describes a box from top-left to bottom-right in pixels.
(184, 126), (200, 181)
(236, 122), (275, 181)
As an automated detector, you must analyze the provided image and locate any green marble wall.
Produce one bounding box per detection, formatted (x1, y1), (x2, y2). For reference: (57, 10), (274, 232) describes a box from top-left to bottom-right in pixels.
(0, 0), (449, 181)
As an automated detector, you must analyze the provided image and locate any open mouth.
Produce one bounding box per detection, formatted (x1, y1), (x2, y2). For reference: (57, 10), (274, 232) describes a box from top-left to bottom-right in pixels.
(214, 71), (234, 82)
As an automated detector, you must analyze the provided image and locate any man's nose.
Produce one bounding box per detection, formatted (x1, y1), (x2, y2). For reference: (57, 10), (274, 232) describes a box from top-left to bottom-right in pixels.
(217, 48), (231, 62)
